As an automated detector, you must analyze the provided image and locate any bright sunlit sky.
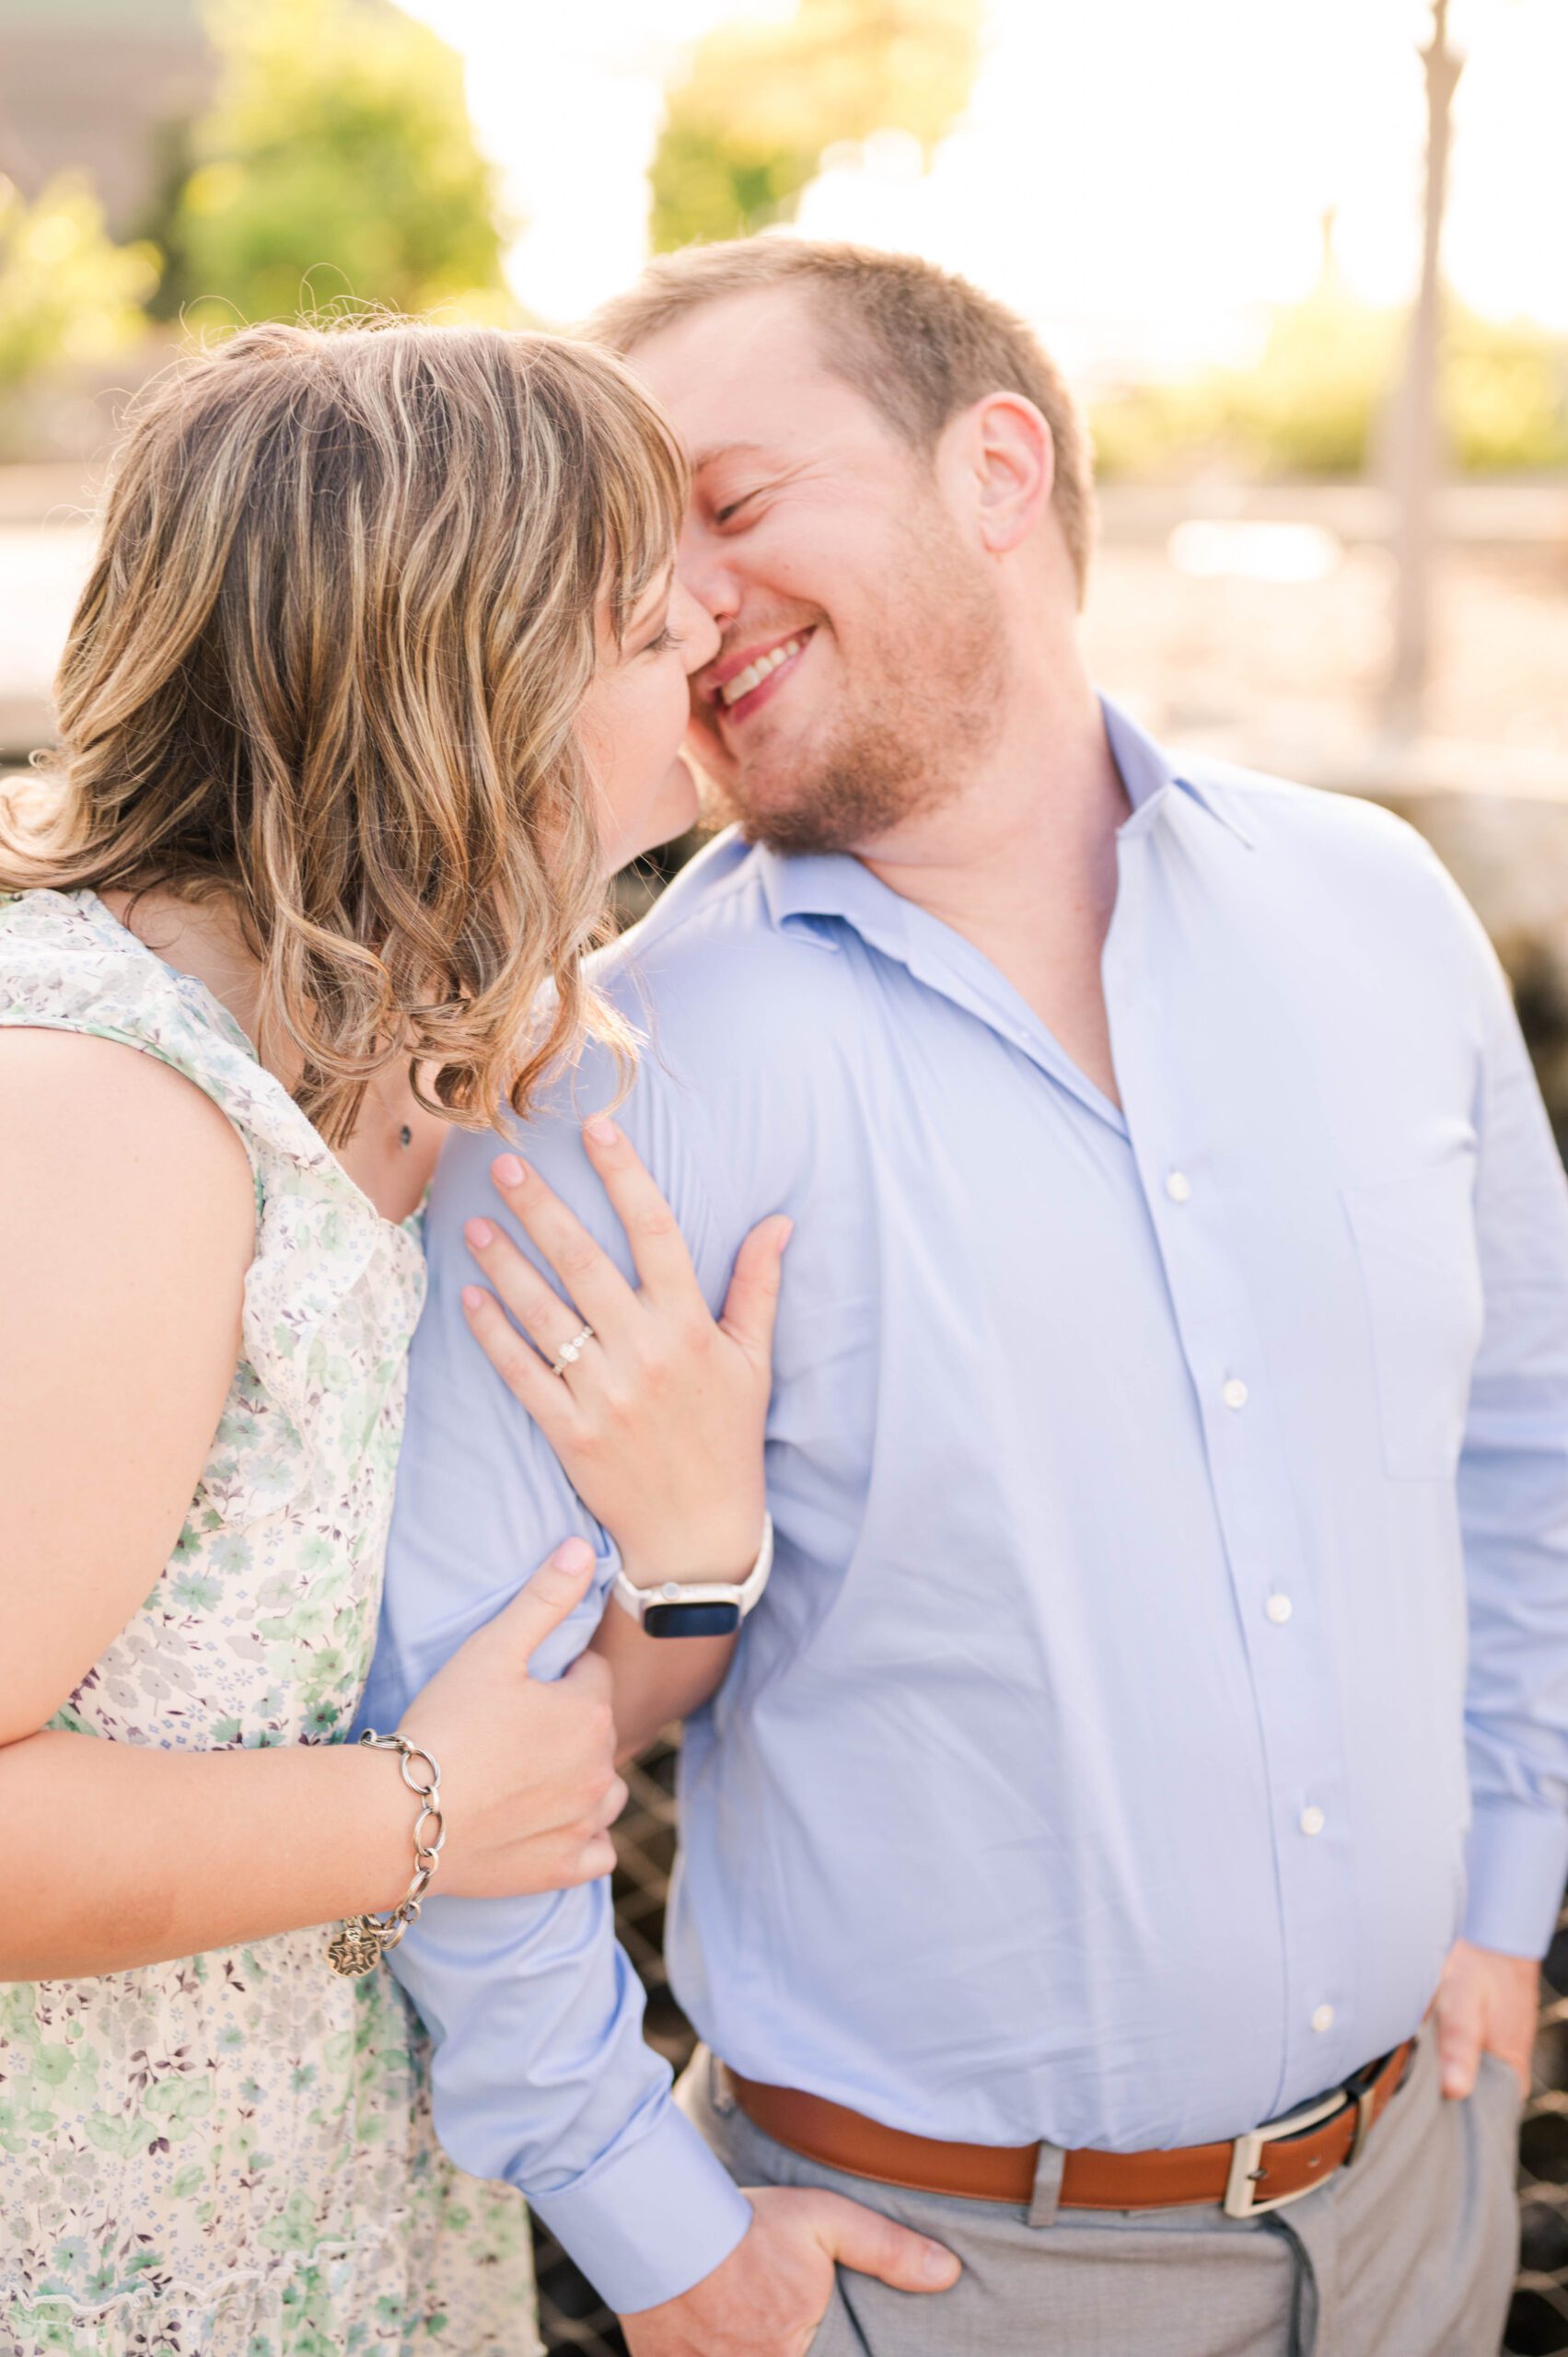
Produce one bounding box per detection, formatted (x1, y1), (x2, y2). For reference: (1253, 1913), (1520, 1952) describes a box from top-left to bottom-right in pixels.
(401, 0), (1568, 381)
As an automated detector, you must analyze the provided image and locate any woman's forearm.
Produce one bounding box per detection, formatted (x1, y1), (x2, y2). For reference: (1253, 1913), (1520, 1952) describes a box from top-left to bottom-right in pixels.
(591, 1608), (737, 1763)
(6, 1729), (410, 1980)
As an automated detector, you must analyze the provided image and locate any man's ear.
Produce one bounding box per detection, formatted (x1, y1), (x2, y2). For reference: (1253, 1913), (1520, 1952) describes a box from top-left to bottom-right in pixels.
(968, 394), (1055, 556)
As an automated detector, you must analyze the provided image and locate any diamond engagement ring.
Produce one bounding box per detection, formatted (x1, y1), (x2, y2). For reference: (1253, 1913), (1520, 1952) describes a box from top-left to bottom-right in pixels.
(551, 1324), (595, 1376)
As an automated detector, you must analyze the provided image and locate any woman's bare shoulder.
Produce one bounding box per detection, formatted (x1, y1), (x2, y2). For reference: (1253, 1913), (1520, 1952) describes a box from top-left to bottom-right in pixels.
(0, 1024), (254, 1260)
(1, 1024), (253, 1168)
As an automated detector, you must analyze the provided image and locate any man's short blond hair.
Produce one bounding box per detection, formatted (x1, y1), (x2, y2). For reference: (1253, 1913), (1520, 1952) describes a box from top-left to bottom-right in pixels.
(587, 238), (1097, 605)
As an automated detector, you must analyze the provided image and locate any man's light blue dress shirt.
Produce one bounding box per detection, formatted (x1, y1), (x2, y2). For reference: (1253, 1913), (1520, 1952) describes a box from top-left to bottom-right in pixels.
(363, 702), (1568, 2313)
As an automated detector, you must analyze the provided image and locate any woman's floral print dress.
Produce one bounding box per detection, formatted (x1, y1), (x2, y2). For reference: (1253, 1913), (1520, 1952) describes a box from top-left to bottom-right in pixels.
(0, 889), (542, 2357)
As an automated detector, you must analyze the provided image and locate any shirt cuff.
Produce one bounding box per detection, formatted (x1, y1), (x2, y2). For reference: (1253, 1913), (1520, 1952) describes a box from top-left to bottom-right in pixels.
(1463, 1794), (1568, 1958)
(526, 2092), (755, 2316)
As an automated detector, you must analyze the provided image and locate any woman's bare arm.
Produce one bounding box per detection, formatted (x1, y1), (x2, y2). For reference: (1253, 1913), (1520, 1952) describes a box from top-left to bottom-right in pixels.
(589, 1607), (737, 1764)
(6, 1732), (418, 1978)
(1, 1030), (623, 1981)
(2, 1031), (256, 1732)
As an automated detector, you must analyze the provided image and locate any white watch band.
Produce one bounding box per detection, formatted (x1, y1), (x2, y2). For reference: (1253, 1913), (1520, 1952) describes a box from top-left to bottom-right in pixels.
(610, 1515), (774, 1637)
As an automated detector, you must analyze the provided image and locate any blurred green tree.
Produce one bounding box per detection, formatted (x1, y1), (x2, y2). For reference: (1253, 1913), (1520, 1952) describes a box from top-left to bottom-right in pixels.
(0, 174), (159, 391)
(1092, 275), (1568, 482)
(1445, 311), (1568, 473)
(1092, 284), (1401, 483)
(154, 0), (513, 328)
(650, 0), (981, 251)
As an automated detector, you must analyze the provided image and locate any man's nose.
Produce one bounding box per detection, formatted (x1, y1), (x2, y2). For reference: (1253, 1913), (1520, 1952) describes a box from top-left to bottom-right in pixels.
(671, 578), (721, 674)
(676, 517), (742, 633)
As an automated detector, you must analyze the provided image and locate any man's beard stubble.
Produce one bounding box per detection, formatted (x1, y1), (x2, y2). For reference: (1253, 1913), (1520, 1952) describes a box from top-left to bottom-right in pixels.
(717, 513), (1007, 858)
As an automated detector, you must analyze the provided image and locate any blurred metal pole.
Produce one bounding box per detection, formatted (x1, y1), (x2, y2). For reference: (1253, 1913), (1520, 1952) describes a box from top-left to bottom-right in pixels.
(1384, 0), (1463, 742)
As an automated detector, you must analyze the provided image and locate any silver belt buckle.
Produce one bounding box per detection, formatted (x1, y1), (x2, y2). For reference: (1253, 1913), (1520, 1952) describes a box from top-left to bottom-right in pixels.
(1223, 2085), (1351, 2219)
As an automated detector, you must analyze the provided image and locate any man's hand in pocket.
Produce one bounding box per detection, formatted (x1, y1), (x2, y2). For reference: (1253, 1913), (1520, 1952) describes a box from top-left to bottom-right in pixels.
(621, 2184), (959, 2357)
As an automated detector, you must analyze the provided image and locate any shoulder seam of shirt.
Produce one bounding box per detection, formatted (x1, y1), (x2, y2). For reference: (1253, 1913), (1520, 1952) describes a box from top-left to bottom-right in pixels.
(1182, 759), (1453, 864)
(1181, 755), (1418, 829)
(613, 853), (777, 963)
(613, 853), (813, 1246)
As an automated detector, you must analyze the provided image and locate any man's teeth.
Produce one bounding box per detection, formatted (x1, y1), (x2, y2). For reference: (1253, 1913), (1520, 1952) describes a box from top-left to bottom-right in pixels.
(719, 636), (805, 708)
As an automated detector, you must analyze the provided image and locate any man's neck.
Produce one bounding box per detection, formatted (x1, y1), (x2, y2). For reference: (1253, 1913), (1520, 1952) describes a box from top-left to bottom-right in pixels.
(857, 667), (1129, 1103)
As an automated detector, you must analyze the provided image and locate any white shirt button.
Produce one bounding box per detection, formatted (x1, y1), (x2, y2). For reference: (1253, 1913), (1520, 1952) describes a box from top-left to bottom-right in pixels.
(1299, 1805), (1326, 1838)
(1311, 2003), (1336, 2034)
(1222, 1377), (1249, 1411)
(1265, 1593), (1294, 1624)
(1165, 1170), (1192, 1203)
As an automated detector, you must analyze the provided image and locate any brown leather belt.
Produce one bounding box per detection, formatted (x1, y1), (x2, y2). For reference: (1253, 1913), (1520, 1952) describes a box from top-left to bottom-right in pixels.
(725, 2037), (1416, 2221)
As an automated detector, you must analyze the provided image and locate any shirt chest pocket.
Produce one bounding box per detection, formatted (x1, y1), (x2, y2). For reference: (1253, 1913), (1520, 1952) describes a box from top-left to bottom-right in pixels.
(1342, 1155), (1485, 1480)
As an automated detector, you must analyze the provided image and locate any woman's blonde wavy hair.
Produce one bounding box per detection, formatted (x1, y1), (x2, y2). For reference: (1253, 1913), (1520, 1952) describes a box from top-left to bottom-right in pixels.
(0, 318), (687, 1143)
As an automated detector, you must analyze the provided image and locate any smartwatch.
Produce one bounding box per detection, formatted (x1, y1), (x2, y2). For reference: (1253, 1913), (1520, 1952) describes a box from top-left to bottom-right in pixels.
(610, 1515), (774, 1639)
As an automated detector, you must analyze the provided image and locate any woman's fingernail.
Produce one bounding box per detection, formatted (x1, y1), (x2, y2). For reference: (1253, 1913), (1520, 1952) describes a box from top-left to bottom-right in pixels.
(776, 1216), (794, 1249)
(494, 1154), (526, 1188)
(460, 1284), (486, 1313)
(466, 1217), (495, 1249)
(584, 1116), (618, 1146)
(552, 1537), (594, 1573)
(922, 2245), (957, 2283)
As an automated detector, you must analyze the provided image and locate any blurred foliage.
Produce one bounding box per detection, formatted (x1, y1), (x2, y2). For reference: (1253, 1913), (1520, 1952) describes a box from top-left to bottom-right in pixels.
(650, 0), (981, 250)
(151, 0), (513, 330)
(1092, 282), (1400, 482)
(1445, 312), (1568, 473)
(1093, 275), (1568, 482)
(0, 174), (159, 393)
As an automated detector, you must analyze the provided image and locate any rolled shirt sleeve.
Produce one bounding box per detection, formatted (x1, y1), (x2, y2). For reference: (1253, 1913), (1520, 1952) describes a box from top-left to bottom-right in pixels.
(359, 1056), (755, 2311)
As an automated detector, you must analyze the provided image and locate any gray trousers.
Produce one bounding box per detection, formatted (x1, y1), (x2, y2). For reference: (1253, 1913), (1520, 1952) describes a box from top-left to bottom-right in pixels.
(678, 2034), (1520, 2356)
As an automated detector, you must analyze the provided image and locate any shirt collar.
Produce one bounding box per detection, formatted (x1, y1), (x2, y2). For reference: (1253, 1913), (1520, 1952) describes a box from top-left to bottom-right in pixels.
(1102, 695), (1254, 848)
(755, 693), (1252, 934)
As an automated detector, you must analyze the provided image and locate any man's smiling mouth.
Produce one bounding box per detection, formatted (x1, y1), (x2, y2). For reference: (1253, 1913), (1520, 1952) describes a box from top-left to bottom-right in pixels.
(703, 626), (810, 716)
(718, 633), (809, 708)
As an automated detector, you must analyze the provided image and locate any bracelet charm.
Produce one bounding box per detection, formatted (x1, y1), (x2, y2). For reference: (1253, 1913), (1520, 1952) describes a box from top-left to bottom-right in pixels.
(326, 1917), (387, 1979)
(326, 1731), (445, 1979)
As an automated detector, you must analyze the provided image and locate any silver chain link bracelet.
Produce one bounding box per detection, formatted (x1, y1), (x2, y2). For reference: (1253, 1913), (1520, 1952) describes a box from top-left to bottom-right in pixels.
(325, 1731), (446, 1979)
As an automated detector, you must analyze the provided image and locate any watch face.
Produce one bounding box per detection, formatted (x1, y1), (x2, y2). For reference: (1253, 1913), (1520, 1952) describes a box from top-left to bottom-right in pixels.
(643, 1600), (743, 1640)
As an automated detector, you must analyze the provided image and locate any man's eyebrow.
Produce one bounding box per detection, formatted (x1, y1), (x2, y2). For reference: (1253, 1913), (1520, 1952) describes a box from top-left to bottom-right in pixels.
(689, 440), (775, 473)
